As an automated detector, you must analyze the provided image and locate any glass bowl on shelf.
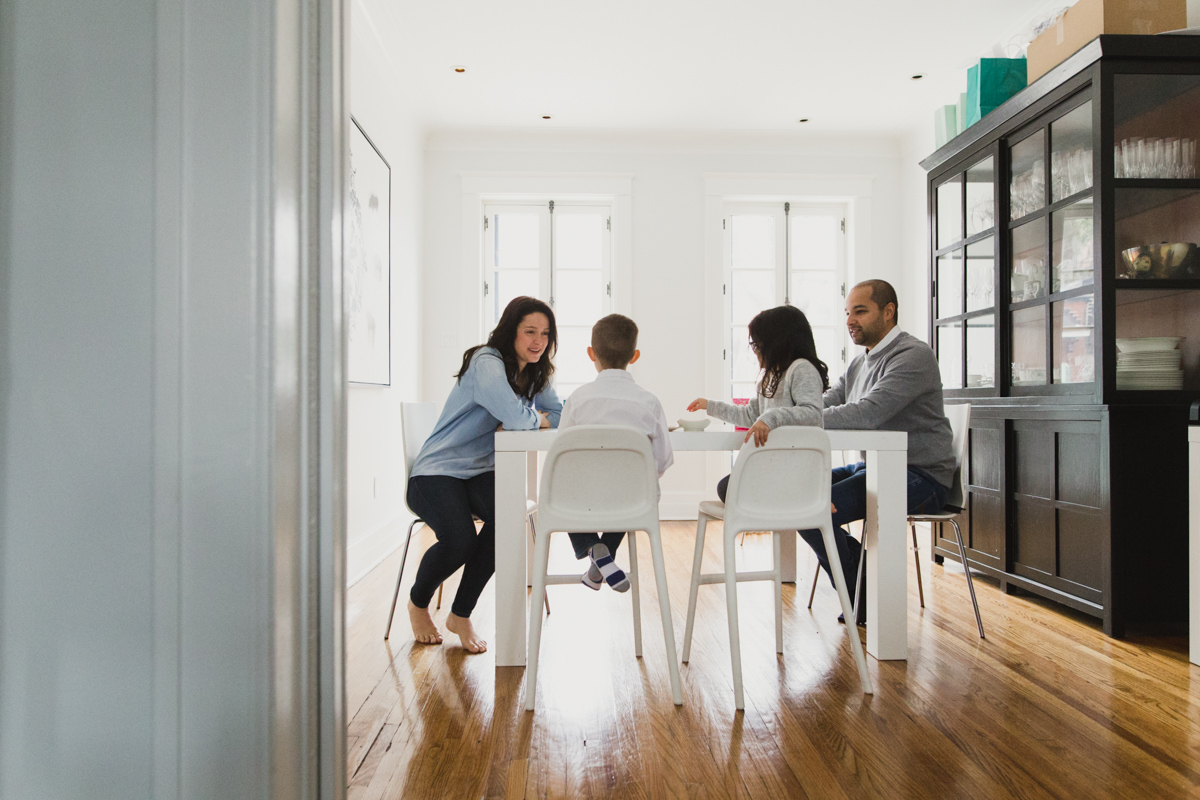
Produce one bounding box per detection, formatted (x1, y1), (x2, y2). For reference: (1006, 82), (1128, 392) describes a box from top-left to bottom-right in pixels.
(1118, 243), (1197, 279)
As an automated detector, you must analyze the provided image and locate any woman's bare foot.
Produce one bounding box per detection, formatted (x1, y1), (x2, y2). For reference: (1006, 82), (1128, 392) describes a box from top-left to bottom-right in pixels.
(408, 600), (443, 645)
(445, 613), (488, 653)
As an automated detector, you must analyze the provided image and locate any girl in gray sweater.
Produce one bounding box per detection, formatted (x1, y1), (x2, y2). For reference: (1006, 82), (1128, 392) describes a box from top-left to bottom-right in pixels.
(688, 305), (828, 500)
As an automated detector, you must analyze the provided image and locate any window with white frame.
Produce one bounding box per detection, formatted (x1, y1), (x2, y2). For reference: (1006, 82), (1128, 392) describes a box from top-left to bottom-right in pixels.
(483, 200), (613, 398)
(723, 202), (848, 401)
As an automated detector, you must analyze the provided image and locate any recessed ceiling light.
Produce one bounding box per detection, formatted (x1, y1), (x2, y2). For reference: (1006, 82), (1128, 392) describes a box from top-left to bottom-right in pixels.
(911, 73), (926, 80)
(798, 118), (810, 123)
(452, 65), (466, 73)
(542, 115), (552, 120)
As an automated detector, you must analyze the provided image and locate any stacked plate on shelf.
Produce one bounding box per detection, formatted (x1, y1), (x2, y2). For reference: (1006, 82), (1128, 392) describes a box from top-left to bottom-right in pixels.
(1115, 337), (1185, 390)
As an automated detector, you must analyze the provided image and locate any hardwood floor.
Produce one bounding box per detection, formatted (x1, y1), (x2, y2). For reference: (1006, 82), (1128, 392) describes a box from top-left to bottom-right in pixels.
(347, 521), (1200, 799)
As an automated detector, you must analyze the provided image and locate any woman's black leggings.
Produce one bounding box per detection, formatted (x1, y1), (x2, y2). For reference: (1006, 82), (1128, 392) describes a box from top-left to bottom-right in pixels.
(406, 472), (495, 619)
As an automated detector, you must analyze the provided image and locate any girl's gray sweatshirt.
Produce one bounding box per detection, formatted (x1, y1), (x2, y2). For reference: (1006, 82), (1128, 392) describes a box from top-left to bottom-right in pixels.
(706, 358), (824, 430)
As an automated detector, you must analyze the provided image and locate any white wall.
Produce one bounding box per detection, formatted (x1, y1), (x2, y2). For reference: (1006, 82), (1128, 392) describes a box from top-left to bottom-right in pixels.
(421, 130), (907, 514)
(345, 0), (424, 586)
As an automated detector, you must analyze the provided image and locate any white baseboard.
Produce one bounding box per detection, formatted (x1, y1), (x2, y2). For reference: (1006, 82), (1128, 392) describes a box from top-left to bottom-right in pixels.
(347, 513), (417, 588)
(659, 490), (708, 520)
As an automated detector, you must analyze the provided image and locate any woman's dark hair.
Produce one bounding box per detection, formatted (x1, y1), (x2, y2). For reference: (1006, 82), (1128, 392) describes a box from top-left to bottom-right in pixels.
(456, 296), (557, 400)
(748, 305), (830, 397)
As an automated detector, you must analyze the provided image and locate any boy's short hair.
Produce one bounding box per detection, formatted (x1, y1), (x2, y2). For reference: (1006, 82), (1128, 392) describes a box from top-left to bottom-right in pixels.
(591, 314), (639, 368)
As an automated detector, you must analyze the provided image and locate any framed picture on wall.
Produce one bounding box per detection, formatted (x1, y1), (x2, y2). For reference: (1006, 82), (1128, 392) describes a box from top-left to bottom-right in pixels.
(347, 117), (391, 385)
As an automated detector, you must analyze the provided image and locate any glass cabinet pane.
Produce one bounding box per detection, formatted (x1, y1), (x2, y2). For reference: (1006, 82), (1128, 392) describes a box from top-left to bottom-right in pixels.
(937, 177), (963, 248)
(1011, 306), (1046, 386)
(1052, 199), (1095, 292)
(966, 157), (995, 236)
(1114, 187), (1200, 279)
(937, 322), (963, 389)
(966, 237), (994, 312)
(1114, 74), (1200, 179)
(937, 250), (963, 318)
(1050, 102), (1093, 201)
(967, 315), (995, 388)
(1012, 219), (1047, 302)
(1052, 295), (1095, 384)
(1010, 130), (1046, 220)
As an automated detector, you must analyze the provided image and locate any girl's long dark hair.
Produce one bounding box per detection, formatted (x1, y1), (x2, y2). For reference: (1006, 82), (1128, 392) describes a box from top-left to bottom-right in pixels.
(456, 296), (557, 400)
(748, 305), (830, 398)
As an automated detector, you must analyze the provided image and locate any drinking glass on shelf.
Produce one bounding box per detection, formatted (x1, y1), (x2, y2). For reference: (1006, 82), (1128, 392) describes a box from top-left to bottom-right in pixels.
(1151, 138), (1165, 178)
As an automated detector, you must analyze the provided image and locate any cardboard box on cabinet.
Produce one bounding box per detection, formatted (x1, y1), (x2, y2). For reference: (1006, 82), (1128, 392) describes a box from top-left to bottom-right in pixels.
(1027, 0), (1187, 84)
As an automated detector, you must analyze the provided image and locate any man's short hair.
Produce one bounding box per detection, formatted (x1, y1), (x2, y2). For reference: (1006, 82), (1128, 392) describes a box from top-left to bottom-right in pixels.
(591, 314), (639, 368)
(854, 279), (899, 323)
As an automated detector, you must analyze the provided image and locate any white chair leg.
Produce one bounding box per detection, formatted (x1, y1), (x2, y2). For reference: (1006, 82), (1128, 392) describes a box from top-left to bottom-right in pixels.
(384, 518), (421, 640)
(682, 513), (709, 663)
(628, 531), (643, 659)
(648, 524), (683, 706)
(525, 528), (554, 711)
(820, 521), (872, 694)
(724, 529), (745, 710)
(772, 530), (783, 655)
(950, 519), (985, 639)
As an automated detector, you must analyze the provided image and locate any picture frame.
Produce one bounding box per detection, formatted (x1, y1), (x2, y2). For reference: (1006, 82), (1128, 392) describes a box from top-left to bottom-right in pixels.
(347, 117), (392, 385)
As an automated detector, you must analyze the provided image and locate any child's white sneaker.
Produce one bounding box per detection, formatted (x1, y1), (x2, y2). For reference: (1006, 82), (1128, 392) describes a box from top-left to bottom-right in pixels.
(581, 560), (603, 591)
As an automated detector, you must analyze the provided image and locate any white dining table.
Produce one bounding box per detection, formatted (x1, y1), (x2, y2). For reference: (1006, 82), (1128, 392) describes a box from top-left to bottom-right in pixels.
(493, 428), (909, 666)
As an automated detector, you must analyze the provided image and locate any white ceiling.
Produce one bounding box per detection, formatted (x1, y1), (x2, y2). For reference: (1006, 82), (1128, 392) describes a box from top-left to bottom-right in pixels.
(359, 0), (1071, 135)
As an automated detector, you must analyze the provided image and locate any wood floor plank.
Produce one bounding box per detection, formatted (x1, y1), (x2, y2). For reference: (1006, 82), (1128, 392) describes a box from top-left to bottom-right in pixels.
(347, 522), (1200, 800)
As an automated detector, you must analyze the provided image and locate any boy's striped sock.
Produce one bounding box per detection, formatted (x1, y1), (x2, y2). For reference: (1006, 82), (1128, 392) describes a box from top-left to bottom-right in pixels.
(590, 543), (629, 593)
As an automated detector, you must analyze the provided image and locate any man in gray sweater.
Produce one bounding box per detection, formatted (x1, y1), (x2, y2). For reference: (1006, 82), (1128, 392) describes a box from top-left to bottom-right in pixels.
(800, 279), (954, 624)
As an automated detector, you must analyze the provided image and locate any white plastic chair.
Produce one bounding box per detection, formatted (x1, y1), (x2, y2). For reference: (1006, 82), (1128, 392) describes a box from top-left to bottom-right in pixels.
(526, 425), (683, 711)
(384, 402), (544, 640)
(680, 427), (872, 709)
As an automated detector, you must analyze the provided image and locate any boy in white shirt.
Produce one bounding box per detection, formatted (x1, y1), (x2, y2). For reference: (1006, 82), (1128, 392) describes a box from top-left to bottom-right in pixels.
(559, 314), (674, 592)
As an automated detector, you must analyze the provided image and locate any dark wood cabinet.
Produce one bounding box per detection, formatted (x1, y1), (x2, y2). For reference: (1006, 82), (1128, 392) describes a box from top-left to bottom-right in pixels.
(921, 36), (1198, 636)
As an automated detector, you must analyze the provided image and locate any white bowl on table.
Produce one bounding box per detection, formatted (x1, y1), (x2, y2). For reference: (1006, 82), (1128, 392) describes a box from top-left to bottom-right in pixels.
(677, 418), (710, 432)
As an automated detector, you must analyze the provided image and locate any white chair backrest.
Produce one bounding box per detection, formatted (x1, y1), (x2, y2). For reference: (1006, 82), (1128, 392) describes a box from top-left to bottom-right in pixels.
(942, 403), (971, 512)
(401, 402), (440, 511)
(723, 427), (833, 534)
(535, 425), (659, 535)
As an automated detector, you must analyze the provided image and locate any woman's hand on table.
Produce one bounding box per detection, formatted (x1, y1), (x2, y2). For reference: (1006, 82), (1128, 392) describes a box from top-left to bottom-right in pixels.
(537, 411), (551, 429)
(744, 419), (770, 447)
(687, 398), (707, 412)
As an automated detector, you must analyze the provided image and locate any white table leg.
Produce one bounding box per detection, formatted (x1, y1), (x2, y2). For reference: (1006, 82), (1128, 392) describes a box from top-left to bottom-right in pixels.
(864, 448), (908, 660)
(777, 530), (797, 583)
(526, 451), (537, 588)
(495, 450), (528, 667)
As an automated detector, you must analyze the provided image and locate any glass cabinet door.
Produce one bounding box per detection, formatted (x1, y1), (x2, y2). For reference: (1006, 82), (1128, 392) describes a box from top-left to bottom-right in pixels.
(1110, 73), (1200, 393)
(933, 154), (996, 393)
(1005, 97), (1096, 394)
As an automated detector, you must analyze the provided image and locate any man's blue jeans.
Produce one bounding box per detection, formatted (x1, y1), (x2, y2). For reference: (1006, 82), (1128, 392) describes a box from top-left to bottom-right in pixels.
(798, 462), (949, 609)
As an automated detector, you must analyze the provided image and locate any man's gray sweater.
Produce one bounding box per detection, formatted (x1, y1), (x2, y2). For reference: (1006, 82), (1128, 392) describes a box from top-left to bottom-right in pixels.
(823, 330), (955, 489)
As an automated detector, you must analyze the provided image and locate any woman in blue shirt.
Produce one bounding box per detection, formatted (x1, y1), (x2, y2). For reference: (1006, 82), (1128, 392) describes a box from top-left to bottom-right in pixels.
(407, 296), (562, 653)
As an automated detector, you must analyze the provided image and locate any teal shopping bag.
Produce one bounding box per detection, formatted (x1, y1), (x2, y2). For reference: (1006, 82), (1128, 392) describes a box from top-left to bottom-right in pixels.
(966, 58), (1027, 127)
